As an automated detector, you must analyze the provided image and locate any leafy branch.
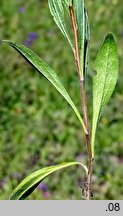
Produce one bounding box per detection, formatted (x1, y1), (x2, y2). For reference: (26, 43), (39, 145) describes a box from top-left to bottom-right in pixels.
(69, 2), (92, 200)
(1, 0), (119, 200)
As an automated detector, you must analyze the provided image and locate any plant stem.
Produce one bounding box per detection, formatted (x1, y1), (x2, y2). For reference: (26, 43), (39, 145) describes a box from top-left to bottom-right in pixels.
(69, 5), (93, 200)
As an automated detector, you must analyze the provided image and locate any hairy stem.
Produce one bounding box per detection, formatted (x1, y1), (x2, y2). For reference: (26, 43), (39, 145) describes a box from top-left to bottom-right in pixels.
(69, 5), (93, 200)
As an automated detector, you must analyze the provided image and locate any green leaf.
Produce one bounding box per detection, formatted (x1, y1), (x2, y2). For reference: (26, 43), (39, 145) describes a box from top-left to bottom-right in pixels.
(2, 40), (87, 134)
(84, 8), (90, 87)
(9, 162), (88, 200)
(73, 0), (90, 79)
(48, 0), (74, 51)
(91, 33), (119, 157)
(63, 0), (69, 11)
(74, 0), (85, 54)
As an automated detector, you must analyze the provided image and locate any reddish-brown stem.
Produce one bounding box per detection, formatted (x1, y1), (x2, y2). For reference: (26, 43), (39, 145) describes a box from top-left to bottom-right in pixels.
(69, 5), (92, 200)
(69, 5), (81, 79)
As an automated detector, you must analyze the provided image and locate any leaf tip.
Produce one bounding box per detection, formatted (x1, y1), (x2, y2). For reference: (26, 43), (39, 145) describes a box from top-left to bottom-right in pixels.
(105, 32), (116, 43)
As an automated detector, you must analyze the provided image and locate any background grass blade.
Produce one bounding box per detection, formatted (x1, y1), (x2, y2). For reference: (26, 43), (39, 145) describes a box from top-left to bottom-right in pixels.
(91, 33), (119, 157)
(48, 0), (74, 51)
(2, 40), (87, 134)
(9, 162), (88, 200)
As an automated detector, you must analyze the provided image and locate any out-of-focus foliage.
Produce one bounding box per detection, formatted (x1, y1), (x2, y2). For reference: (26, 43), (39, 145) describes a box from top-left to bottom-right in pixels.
(0, 0), (123, 200)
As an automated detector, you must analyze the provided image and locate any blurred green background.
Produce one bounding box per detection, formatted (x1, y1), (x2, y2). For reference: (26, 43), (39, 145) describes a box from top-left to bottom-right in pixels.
(0, 0), (123, 200)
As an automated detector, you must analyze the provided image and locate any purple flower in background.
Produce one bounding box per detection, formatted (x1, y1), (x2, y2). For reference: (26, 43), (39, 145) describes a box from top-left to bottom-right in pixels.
(24, 32), (38, 47)
(38, 183), (48, 192)
(24, 40), (32, 47)
(43, 191), (50, 198)
(38, 183), (50, 198)
(19, 6), (25, 14)
(28, 32), (38, 41)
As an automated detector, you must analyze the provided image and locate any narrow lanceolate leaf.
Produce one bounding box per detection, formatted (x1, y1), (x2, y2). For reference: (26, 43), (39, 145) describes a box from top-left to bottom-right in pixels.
(10, 162), (88, 200)
(84, 8), (90, 87)
(73, 0), (90, 79)
(74, 0), (85, 59)
(2, 40), (87, 134)
(91, 33), (119, 157)
(48, 0), (74, 51)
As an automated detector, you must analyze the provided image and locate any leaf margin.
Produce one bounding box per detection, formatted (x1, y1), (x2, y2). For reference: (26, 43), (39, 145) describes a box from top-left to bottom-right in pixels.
(91, 33), (119, 157)
(48, 0), (74, 51)
(2, 40), (87, 134)
(9, 161), (88, 200)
